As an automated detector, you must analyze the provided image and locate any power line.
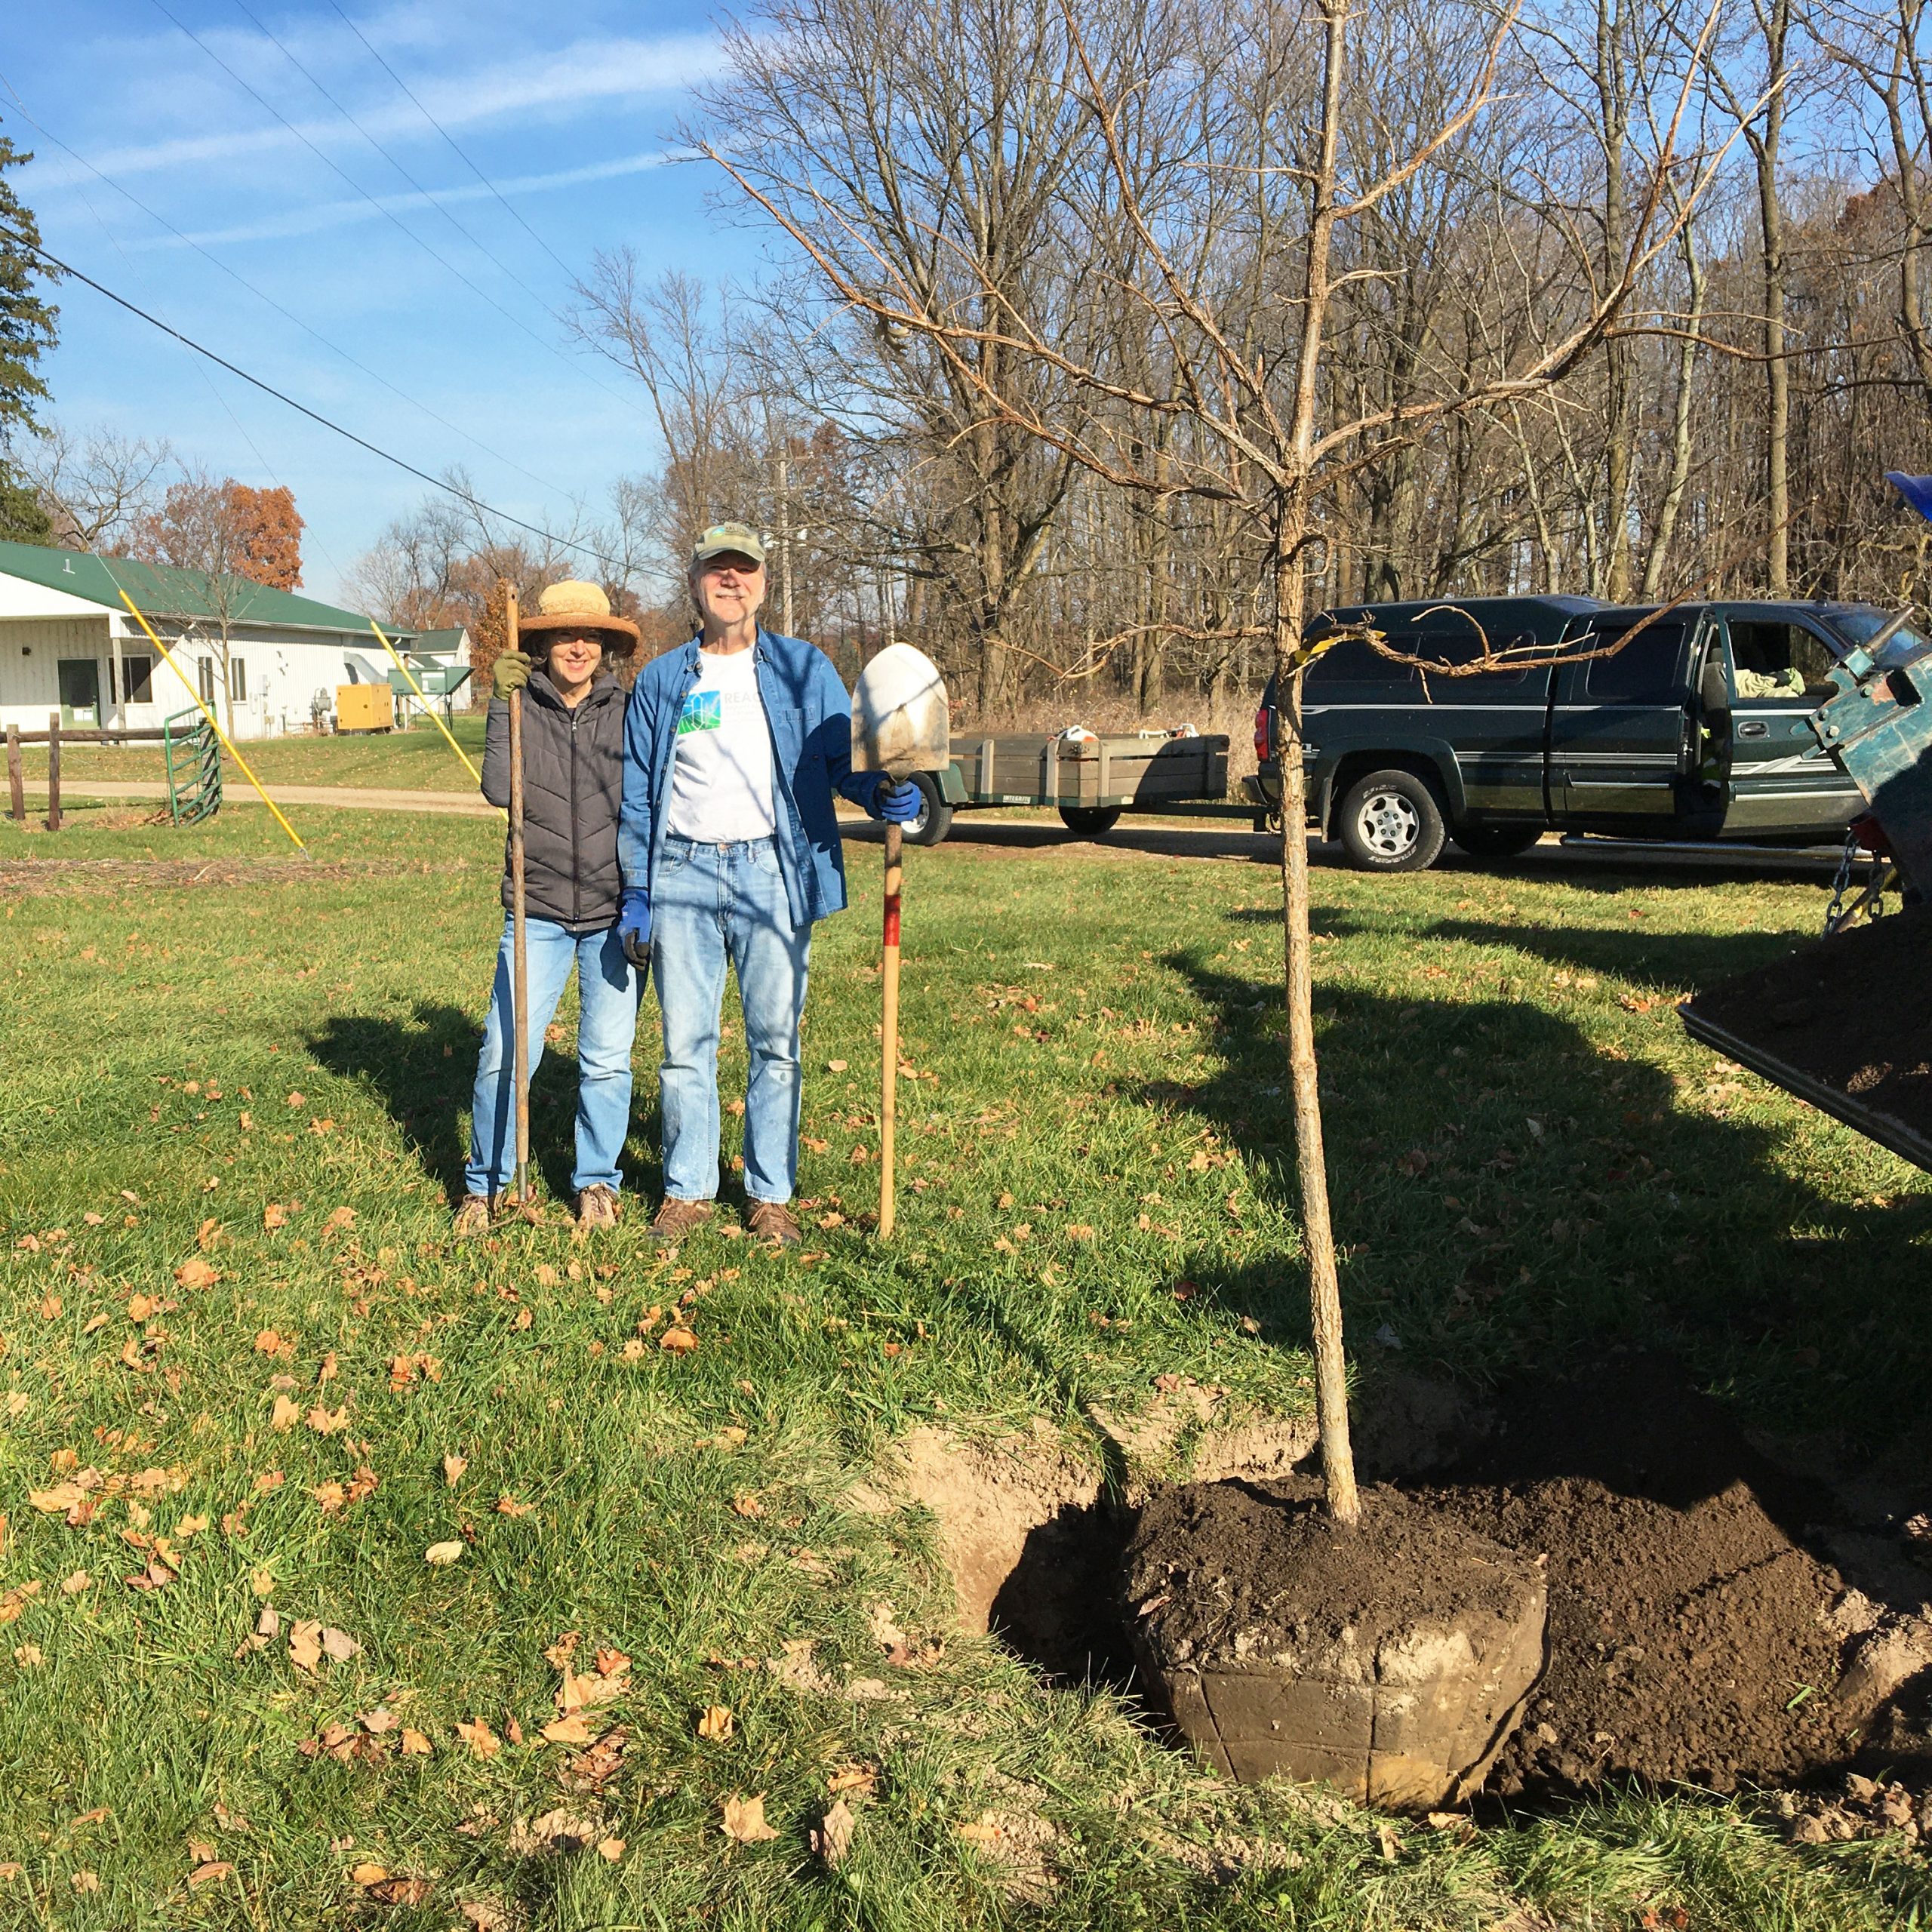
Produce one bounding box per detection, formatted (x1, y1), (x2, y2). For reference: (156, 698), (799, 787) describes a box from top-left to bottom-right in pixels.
(318, 0), (580, 285)
(144, 0), (653, 430)
(0, 75), (580, 503)
(4, 226), (624, 575)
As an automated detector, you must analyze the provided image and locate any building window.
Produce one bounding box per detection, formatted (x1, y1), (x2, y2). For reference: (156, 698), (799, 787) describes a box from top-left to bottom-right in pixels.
(112, 654), (155, 705)
(229, 657), (248, 703)
(198, 657), (217, 705)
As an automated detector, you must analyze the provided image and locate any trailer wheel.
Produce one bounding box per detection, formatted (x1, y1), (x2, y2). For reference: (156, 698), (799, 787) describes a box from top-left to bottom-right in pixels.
(1337, 768), (1447, 872)
(1059, 804), (1122, 837)
(903, 772), (953, 847)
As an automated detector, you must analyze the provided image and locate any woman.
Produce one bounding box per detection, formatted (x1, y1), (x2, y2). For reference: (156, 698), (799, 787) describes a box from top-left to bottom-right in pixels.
(456, 579), (641, 1235)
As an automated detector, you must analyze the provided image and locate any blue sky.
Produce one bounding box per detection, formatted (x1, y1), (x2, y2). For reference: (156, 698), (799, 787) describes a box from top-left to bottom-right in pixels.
(5, 1), (739, 601)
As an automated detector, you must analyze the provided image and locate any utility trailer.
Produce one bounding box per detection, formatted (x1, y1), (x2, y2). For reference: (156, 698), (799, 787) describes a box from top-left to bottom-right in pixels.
(900, 731), (1235, 845)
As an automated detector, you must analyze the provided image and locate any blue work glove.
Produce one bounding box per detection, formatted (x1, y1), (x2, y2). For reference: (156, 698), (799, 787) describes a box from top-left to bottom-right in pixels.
(873, 779), (923, 825)
(616, 888), (652, 972)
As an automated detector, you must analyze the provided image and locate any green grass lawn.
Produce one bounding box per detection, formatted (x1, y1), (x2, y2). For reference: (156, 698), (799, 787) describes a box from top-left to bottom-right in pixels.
(14, 712), (490, 793)
(0, 810), (1927, 1929)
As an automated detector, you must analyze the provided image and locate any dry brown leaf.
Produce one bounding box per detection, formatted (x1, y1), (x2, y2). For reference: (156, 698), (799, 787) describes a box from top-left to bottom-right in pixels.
(441, 1454), (468, 1487)
(321, 1205), (356, 1237)
(349, 1861), (390, 1885)
(811, 1798), (857, 1866)
(659, 1325), (698, 1354)
(263, 1203), (290, 1230)
(454, 1717), (500, 1758)
(288, 1620), (322, 1672)
(423, 1540), (463, 1566)
(173, 1257), (217, 1290)
(399, 1727), (433, 1755)
(596, 1837), (625, 1863)
(187, 1860), (233, 1887)
(125, 1293), (156, 1322)
(540, 1713), (594, 1746)
(368, 1877), (432, 1906)
(826, 1764), (877, 1795)
(543, 1630), (582, 1668)
(720, 1792), (779, 1844)
(696, 1704), (734, 1741)
(195, 1217), (223, 1252)
(269, 1395), (300, 1433)
(493, 1496), (536, 1518)
(60, 1569), (91, 1595)
(730, 1494), (764, 1519)
(28, 1483), (87, 1515)
(306, 1404), (349, 1436)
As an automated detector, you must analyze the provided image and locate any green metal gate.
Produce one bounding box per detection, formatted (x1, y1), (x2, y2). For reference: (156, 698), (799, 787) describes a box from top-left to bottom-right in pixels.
(162, 707), (221, 825)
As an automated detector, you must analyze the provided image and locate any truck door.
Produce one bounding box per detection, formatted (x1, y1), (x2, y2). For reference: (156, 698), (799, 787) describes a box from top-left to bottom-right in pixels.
(1717, 608), (1863, 840)
(1548, 615), (1693, 824)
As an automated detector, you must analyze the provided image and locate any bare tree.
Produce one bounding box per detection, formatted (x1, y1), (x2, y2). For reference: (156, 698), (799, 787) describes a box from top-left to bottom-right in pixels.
(23, 424), (173, 552)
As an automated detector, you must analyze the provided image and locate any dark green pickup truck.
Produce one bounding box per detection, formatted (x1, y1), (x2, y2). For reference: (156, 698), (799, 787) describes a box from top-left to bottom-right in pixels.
(1250, 594), (1910, 870)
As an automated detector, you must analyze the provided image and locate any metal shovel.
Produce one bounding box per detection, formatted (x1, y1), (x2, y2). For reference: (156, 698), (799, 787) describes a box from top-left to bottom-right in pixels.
(851, 644), (950, 1238)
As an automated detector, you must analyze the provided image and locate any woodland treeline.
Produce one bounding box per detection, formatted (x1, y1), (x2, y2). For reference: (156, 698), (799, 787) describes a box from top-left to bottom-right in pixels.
(355, 0), (1932, 718)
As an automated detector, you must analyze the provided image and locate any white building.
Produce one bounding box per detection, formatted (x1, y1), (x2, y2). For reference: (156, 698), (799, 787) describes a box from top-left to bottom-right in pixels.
(0, 539), (467, 740)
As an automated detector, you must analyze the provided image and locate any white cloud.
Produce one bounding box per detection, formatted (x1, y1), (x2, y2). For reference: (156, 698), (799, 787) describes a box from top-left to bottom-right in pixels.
(124, 148), (692, 250)
(34, 33), (715, 189)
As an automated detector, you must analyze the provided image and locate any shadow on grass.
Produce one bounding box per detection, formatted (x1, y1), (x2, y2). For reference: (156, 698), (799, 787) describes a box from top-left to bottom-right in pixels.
(1146, 952), (1932, 1537)
(306, 1002), (665, 1208)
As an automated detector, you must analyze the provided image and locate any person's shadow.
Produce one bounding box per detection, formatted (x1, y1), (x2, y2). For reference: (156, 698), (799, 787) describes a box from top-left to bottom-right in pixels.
(307, 1001), (663, 1205)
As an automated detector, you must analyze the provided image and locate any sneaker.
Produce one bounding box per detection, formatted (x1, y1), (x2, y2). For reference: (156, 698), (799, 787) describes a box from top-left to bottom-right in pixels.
(648, 1197), (714, 1247)
(576, 1184), (620, 1231)
(746, 1199), (802, 1247)
(451, 1193), (494, 1240)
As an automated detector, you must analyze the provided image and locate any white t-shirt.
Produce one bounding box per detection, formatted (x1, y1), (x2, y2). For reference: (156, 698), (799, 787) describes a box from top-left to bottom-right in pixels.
(666, 646), (777, 842)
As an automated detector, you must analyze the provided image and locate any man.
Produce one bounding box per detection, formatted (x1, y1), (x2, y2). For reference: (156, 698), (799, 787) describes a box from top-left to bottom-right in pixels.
(457, 580), (641, 1235)
(616, 523), (920, 1245)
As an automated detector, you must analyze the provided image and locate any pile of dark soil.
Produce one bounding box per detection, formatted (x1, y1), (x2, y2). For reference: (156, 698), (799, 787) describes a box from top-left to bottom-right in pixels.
(1124, 1475), (1537, 1663)
(1412, 1360), (1899, 1796)
(1687, 905), (1932, 1140)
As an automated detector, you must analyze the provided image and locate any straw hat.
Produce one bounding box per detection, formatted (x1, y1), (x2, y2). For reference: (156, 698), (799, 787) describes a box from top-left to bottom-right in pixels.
(517, 580), (640, 656)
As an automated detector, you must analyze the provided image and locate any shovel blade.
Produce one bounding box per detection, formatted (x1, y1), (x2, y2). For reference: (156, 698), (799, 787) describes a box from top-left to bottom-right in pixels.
(851, 644), (949, 779)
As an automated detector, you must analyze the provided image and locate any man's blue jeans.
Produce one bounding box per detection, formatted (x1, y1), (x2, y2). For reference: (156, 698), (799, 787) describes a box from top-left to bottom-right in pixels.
(653, 835), (811, 1204)
(466, 916), (641, 1198)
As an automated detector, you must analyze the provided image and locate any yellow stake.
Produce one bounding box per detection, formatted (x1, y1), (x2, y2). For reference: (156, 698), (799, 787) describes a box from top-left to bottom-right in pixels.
(367, 618), (488, 791)
(115, 587), (306, 852)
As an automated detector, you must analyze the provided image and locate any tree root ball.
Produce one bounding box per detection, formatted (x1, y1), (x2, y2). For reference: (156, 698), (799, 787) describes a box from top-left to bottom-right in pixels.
(1123, 1478), (1546, 1808)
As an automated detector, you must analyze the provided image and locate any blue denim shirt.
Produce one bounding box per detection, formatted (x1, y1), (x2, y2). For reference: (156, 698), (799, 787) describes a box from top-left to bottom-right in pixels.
(618, 629), (883, 926)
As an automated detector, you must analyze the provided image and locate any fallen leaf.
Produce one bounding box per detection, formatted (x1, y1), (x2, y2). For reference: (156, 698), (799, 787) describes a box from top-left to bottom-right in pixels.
(306, 1404), (349, 1435)
(195, 1217), (223, 1251)
(827, 1764), (877, 1795)
(319, 1626), (359, 1661)
(541, 1713), (594, 1746)
(321, 1206), (355, 1238)
(350, 1861), (390, 1886)
(368, 1877), (432, 1907)
(730, 1494), (764, 1519)
(454, 1718), (500, 1758)
(71, 1870), (100, 1894)
(174, 1257), (217, 1290)
(596, 1837), (625, 1863)
(721, 1792), (779, 1844)
(285, 1091), (305, 1109)
(60, 1570), (91, 1595)
(358, 1706), (397, 1735)
(826, 1059), (848, 1072)
(263, 1204), (290, 1230)
(660, 1326), (698, 1353)
(187, 1861), (233, 1887)
(269, 1396), (300, 1432)
(289, 1621), (322, 1671)
(28, 1483), (87, 1514)
(697, 1704), (734, 1741)
(812, 1798), (856, 1866)
(13, 1643), (42, 1666)
(399, 1727), (432, 1755)
(126, 1294), (156, 1323)
(493, 1495), (536, 1518)
(441, 1454), (468, 1487)
(424, 1540), (464, 1566)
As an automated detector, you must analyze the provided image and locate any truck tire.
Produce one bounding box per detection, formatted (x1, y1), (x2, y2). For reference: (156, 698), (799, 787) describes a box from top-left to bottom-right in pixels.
(1337, 768), (1447, 872)
(1452, 823), (1543, 861)
(903, 772), (953, 848)
(1060, 804), (1122, 837)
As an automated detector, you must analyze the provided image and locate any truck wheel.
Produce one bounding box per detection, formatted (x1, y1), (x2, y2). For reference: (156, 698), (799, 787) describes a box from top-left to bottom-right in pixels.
(1060, 804), (1122, 837)
(903, 772), (953, 848)
(1337, 768), (1447, 872)
(1451, 823), (1543, 860)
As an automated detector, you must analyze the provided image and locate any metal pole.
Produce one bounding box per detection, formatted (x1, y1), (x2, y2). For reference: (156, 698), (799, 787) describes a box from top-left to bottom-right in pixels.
(5, 724), (22, 823)
(878, 817), (903, 1238)
(506, 587), (531, 1207)
(46, 712), (60, 833)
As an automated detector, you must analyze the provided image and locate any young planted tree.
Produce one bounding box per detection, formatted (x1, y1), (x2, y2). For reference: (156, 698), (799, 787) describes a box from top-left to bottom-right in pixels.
(706, 0), (1731, 1521)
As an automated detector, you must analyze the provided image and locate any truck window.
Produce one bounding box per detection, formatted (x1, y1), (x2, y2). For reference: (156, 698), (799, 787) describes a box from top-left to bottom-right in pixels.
(1304, 638), (1419, 689)
(1409, 629), (1534, 694)
(1727, 620), (1836, 699)
(1581, 622), (1686, 701)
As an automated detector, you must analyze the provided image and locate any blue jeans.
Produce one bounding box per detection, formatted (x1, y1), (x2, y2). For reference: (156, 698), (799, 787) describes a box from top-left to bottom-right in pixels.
(654, 835), (811, 1204)
(466, 916), (641, 1198)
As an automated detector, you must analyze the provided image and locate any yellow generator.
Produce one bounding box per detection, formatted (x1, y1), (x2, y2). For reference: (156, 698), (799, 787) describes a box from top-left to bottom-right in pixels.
(335, 682), (394, 734)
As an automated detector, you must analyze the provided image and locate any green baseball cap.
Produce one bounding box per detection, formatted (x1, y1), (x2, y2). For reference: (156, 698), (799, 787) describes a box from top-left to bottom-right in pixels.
(691, 521), (766, 568)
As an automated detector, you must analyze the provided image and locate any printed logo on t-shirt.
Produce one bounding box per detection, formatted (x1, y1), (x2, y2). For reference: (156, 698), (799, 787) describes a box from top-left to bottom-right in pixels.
(677, 691), (722, 735)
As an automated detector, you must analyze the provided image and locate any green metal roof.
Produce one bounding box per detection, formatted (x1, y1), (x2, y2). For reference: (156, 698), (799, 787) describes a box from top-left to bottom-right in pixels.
(412, 626), (468, 654)
(0, 539), (415, 640)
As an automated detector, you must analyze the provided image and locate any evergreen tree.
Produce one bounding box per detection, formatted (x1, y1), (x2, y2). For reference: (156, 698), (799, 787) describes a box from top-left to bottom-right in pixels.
(0, 121), (58, 544)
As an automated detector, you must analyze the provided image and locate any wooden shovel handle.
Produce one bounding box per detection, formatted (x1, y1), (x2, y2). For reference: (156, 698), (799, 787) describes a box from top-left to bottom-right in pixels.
(879, 820), (903, 1238)
(506, 588), (530, 1205)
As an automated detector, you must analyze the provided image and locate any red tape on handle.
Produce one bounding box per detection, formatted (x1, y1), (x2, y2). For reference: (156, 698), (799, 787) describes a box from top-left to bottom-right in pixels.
(884, 893), (901, 947)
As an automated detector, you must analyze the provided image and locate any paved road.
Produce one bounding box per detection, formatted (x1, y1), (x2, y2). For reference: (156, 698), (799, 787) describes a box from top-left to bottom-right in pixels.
(19, 780), (1842, 883)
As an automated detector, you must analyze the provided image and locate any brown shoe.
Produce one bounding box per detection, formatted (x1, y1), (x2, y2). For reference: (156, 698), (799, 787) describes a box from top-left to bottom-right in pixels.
(649, 1197), (714, 1247)
(576, 1184), (620, 1231)
(746, 1199), (802, 1247)
(451, 1193), (495, 1240)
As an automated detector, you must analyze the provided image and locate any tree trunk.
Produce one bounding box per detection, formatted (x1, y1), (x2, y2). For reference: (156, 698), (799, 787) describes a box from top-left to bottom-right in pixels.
(1756, 0), (1792, 594)
(1642, 223), (1705, 598)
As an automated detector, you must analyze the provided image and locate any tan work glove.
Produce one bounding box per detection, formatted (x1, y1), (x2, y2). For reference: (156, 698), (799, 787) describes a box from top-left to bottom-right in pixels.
(492, 651), (533, 700)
